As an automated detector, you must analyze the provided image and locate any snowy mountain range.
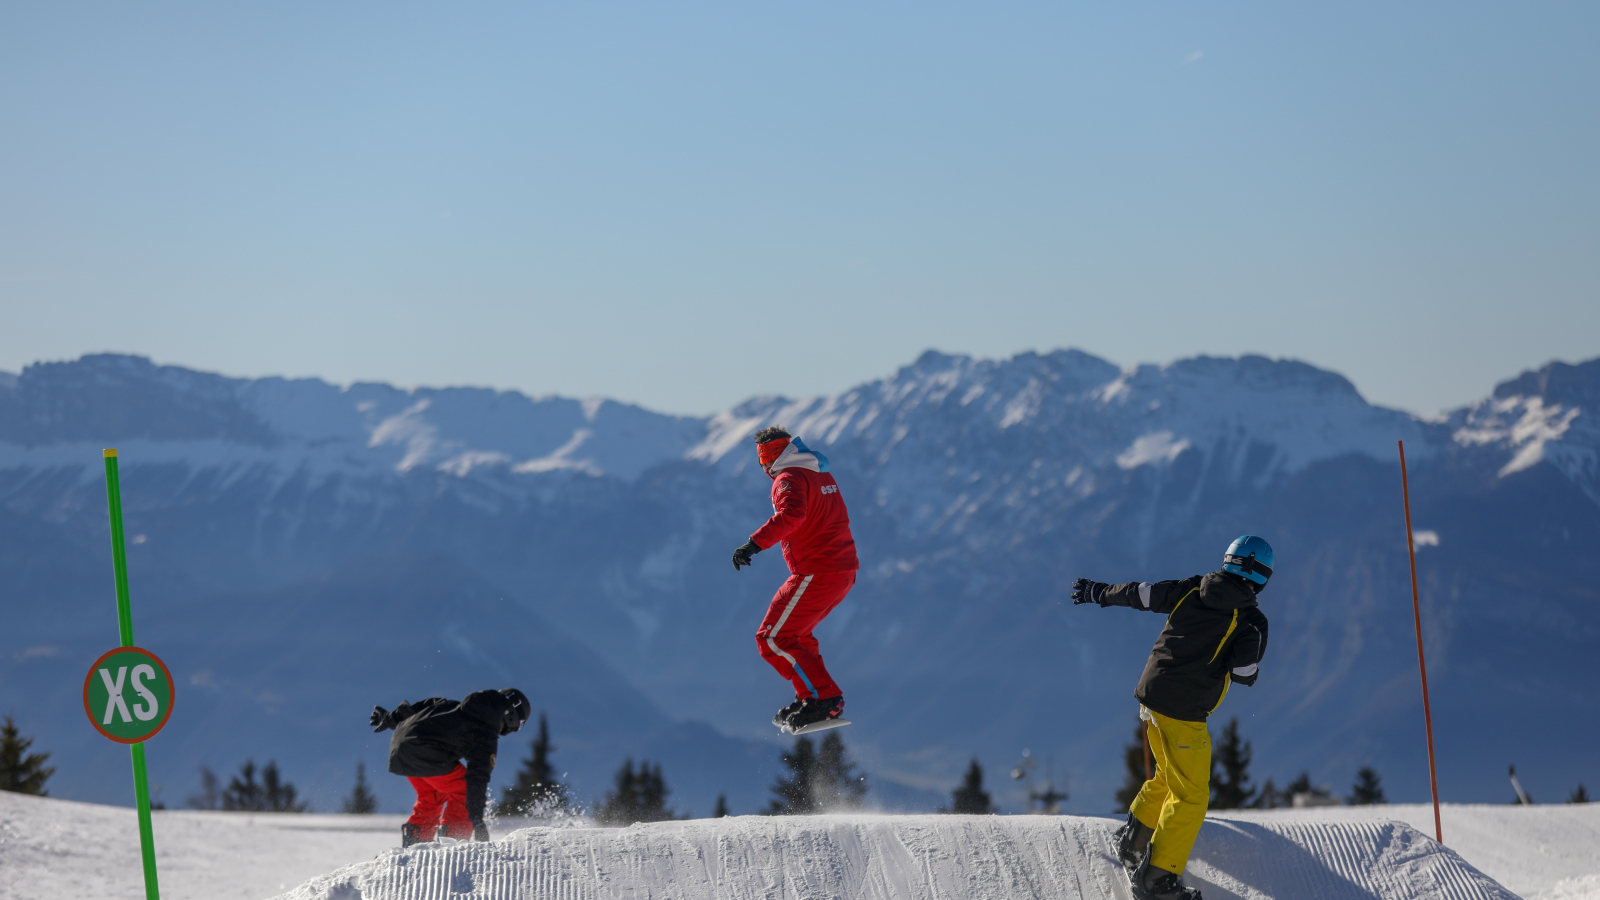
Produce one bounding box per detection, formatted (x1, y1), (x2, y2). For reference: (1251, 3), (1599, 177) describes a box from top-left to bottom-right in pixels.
(2, 351), (1596, 816)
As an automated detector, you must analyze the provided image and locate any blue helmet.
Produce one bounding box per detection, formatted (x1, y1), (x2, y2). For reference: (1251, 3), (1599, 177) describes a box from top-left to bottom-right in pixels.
(1223, 535), (1274, 585)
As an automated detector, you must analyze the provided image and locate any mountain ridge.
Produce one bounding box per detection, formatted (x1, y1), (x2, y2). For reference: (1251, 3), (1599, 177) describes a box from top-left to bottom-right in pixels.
(10, 349), (1592, 486)
(2, 349), (1596, 814)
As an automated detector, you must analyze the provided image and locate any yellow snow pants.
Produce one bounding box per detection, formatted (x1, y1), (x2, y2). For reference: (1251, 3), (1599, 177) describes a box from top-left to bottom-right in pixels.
(1129, 708), (1211, 876)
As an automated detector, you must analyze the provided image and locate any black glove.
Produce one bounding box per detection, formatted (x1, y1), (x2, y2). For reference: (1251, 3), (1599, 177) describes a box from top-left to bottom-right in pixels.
(1071, 578), (1109, 606)
(732, 540), (762, 571)
(473, 822), (490, 842)
(370, 706), (393, 732)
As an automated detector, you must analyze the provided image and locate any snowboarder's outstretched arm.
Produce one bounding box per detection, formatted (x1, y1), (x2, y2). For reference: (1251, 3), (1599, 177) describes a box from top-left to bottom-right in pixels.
(1072, 575), (1203, 614)
(369, 699), (437, 732)
(1226, 608), (1269, 686)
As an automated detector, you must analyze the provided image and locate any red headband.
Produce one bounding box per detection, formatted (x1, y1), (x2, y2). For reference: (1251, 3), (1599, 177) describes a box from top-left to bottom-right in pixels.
(757, 437), (790, 466)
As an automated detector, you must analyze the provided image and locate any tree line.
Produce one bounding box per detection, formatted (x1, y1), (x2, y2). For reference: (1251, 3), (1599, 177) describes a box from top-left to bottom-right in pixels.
(1113, 716), (1372, 810)
(496, 715), (873, 824)
(4, 712), (1593, 813)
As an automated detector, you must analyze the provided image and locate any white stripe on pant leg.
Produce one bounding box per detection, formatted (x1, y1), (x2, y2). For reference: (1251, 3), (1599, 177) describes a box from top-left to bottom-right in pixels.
(765, 575), (813, 670)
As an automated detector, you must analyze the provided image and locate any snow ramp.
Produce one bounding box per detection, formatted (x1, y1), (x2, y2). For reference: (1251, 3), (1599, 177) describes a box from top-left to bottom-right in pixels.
(275, 814), (1516, 900)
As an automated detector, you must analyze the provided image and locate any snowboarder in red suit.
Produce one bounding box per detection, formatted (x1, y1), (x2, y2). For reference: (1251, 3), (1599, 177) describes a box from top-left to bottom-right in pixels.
(369, 688), (530, 847)
(732, 426), (860, 733)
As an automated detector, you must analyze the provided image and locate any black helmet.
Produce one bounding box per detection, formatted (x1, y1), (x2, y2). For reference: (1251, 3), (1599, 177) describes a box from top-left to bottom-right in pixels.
(499, 688), (531, 735)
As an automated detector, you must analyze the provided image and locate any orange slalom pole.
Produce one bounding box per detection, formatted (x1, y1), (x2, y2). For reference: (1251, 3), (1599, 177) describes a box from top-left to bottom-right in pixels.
(1398, 440), (1443, 844)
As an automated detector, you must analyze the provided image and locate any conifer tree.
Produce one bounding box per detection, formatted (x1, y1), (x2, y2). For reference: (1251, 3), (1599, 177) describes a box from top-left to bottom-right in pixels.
(813, 732), (867, 811)
(594, 758), (677, 825)
(768, 736), (818, 814)
(1570, 784), (1590, 804)
(341, 761), (378, 814)
(1282, 771), (1332, 806)
(1114, 717), (1149, 809)
(1251, 778), (1283, 809)
(187, 766), (220, 809)
(1349, 767), (1386, 805)
(222, 760), (307, 812)
(262, 761), (306, 812)
(1210, 718), (1255, 809)
(500, 714), (567, 815)
(948, 759), (995, 814)
(222, 760), (262, 811)
(713, 794), (730, 817)
(768, 733), (866, 814)
(0, 716), (54, 796)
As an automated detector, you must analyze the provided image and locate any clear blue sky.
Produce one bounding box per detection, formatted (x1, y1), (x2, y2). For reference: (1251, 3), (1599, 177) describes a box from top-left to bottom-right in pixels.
(3, 2), (1596, 416)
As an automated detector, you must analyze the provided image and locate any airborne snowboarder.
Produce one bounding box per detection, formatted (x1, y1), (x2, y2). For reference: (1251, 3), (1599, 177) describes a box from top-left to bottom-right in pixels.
(732, 426), (860, 735)
(369, 688), (531, 847)
(1072, 536), (1273, 900)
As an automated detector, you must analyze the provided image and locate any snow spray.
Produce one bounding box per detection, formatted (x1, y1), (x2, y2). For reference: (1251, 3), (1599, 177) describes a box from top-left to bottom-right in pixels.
(1398, 441), (1442, 845)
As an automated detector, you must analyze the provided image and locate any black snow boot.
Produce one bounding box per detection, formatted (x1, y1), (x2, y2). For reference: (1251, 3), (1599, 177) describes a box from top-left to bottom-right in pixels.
(1113, 812), (1154, 871)
(1130, 845), (1202, 900)
(772, 698), (807, 729)
(786, 695), (845, 731)
(401, 823), (425, 848)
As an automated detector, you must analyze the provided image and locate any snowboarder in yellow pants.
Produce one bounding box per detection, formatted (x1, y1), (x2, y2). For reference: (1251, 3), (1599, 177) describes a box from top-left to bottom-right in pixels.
(1130, 709), (1212, 877)
(1072, 535), (1273, 900)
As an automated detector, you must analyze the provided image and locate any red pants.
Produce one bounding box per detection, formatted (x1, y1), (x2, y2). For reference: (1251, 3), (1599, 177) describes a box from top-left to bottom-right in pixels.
(407, 763), (471, 840)
(756, 571), (855, 700)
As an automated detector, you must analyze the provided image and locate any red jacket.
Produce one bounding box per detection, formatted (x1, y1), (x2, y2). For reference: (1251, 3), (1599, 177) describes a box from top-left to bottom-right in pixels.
(750, 439), (859, 575)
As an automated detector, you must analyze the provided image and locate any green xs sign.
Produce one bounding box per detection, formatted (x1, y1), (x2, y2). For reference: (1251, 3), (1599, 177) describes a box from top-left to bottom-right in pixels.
(83, 647), (175, 744)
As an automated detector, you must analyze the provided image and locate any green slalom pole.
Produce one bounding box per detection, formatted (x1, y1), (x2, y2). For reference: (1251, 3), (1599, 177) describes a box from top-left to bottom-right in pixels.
(104, 449), (162, 900)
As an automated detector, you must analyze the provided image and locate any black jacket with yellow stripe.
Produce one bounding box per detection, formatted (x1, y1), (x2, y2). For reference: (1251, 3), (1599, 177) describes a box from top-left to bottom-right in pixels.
(1100, 571), (1269, 723)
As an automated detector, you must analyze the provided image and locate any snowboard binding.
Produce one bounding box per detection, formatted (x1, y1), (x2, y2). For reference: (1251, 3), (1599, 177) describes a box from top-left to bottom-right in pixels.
(780, 695), (850, 735)
(1112, 811), (1154, 872)
(772, 698), (806, 729)
(1129, 844), (1202, 900)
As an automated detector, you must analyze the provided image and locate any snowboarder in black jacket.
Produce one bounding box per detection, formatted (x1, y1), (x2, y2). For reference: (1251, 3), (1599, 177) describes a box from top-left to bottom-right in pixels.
(1073, 535), (1273, 900)
(370, 688), (530, 847)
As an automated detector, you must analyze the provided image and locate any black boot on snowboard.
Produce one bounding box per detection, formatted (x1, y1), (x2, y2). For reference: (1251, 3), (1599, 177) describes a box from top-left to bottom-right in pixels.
(1130, 844), (1202, 900)
(772, 698), (806, 729)
(785, 695), (845, 732)
(401, 823), (426, 848)
(1113, 812), (1154, 871)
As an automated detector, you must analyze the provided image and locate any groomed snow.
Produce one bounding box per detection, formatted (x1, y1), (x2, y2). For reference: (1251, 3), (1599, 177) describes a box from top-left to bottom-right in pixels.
(267, 811), (1522, 900)
(5, 791), (1597, 900)
(0, 790), (404, 900)
(1218, 804), (1600, 900)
